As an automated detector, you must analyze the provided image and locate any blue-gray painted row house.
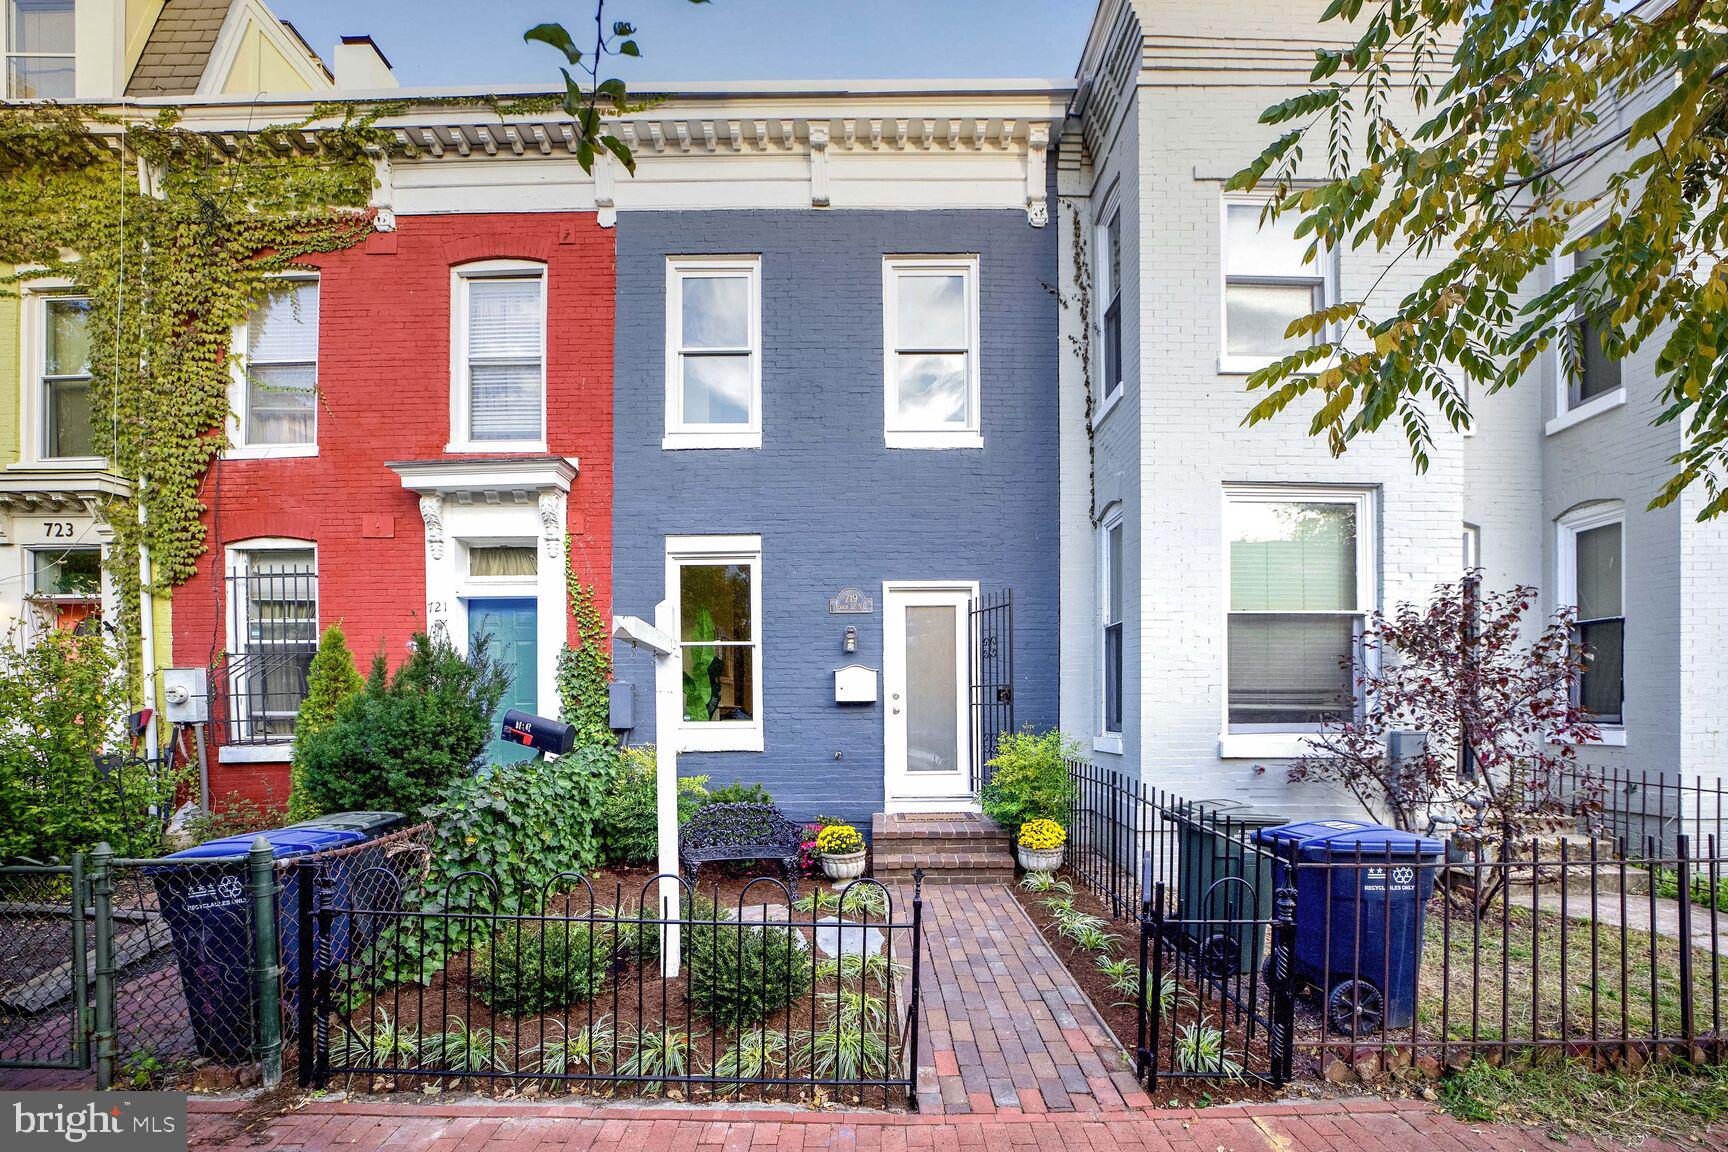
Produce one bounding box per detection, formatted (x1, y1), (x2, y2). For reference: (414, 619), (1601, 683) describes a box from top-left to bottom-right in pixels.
(611, 200), (1061, 824)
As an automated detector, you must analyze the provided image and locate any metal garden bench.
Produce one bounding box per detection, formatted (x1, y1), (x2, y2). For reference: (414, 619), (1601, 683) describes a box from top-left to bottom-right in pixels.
(678, 802), (804, 900)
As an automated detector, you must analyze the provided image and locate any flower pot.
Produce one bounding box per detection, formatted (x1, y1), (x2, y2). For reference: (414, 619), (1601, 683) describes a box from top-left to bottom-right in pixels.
(822, 850), (867, 880)
(1018, 845), (1064, 873)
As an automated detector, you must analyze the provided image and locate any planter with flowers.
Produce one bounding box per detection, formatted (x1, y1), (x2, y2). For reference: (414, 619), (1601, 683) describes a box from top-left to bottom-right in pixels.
(816, 823), (867, 880)
(1017, 819), (1066, 873)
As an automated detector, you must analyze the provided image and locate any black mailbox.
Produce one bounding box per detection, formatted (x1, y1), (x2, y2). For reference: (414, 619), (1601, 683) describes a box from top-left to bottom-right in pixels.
(499, 709), (577, 757)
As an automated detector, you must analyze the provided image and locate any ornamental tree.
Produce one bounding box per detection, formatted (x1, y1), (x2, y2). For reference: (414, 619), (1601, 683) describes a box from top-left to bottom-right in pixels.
(1288, 577), (1602, 856)
(1229, 0), (1728, 517)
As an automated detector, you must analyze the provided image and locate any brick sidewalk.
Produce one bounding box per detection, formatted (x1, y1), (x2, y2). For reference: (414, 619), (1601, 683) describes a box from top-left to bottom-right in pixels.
(185, 1097), (1728, 1152)
(914, 883), (1141, 1115)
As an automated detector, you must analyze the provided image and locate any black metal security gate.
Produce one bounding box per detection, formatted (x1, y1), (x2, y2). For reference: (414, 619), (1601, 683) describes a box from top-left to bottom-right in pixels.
(969, 589), (1014, 793)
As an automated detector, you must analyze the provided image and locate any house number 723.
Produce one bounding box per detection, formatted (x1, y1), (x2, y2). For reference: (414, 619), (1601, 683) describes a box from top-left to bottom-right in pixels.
(42, 522), (76, 539)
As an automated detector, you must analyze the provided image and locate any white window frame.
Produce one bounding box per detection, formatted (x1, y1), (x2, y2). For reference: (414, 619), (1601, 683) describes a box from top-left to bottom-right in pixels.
(227, 273), (319, 459)
(448, 260), (548, 453)
(1219, 484), (1376, 760)
(1093, 196), (1124, 428)
(1218, 194), (1336, 376)
(221, 539), (319, 761)
(1095, 503), (1125, 755)
(663, 255), (762, 450)
(1556, 502), (1628, 745)
(1462, 522), (1481, 572)
(666, 534), (764, 752)
(24, 542), (104, 638)
(882, 255), (983, 450)
(5, 0), (75, 100)
(1545, 210), (1627, 435)
(21, 284), (102, 467)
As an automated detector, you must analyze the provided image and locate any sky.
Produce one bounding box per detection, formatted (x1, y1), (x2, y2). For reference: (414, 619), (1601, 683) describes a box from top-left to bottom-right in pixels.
(268, 0), (1096, 90)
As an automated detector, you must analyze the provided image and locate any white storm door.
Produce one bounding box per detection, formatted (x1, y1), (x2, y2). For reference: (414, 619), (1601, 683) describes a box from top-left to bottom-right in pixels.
(883, 582), (975, 807)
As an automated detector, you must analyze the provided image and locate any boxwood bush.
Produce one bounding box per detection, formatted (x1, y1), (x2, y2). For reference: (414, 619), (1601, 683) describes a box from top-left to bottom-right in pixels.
(685, 907), (812, 1028)
(474, 921), (608, 1015)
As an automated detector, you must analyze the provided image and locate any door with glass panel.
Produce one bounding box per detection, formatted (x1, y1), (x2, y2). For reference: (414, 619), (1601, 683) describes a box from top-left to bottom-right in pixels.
(883, 583), (976, 809)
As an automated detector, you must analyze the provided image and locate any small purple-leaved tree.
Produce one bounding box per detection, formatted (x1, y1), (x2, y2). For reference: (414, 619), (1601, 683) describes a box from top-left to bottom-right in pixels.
(1288, 576), (1603, 907)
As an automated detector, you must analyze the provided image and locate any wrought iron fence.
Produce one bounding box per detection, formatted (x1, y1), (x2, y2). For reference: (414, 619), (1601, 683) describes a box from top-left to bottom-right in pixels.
(304, 868), (924, 1107)
(1546, 763), (1728, 861)
(969, 589), (1014, 793)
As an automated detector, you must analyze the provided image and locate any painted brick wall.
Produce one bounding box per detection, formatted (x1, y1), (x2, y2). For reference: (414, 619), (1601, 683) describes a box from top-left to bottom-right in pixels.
(611, 209), (1059, 824)
(171, 213), (615, 809)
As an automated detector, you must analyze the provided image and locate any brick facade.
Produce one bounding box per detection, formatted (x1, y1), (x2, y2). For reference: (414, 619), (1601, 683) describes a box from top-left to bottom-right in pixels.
(170, 212), (614, 809)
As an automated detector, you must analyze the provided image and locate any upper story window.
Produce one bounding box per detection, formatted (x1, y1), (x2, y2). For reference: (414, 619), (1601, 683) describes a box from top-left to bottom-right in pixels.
(1225, 487), (1373, 734)
(1559, 504), (1624, 729)
(40, 294), (94, 460)
(667, 535), (763, 752)
(1100, 506), (1125, 740)
(883, 256), (982, 449)
(6, 0), (74, 99)
(1220, 197), (1331, 373)
(452, 262), (545, 451)
(235, 277), (319, 453)
(665, 256), (761, 450)
(1096, 207), (1123, 412)
(1550, 228), (1625, 427)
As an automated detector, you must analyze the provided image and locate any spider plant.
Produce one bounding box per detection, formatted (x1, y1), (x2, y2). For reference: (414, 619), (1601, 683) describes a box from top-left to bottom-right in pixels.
(816, 951), (905, 988)
(793, 888), (843, 915)
(1042, 893), (1077, 917)
(1174, 1019), (1242, 1079)
(524, 1015), (615, 1077)
(1067, 923), (1121, 954)
(330, 1008), (421, 1068)
(817, 988), (887, 1030)
(712, 1027), (788, 1090)
(1054, 910), (1108, 945)
(1020, 872), (1072, 895)
(835, 883), (888, 919)
(421, 1016), (511, 1075)
(804, 1012), (890, 1081)
(618, 1025), (693, 1094)
(1095, 955), (1136, 995)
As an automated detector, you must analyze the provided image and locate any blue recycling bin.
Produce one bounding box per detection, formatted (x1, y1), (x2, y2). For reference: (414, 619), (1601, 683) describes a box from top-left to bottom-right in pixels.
(284, 811), (408, 961)
(1255, 820), (1445, 1035)
(151, 826), (364, 1060)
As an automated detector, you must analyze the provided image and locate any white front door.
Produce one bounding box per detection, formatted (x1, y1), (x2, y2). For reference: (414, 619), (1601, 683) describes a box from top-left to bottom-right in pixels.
(883, 581), (976, 811)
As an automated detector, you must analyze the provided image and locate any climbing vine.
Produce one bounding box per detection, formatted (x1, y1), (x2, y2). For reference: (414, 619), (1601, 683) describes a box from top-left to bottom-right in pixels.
(556, 538), (615, 748)
(1055, 198), (1102, 525)
(0, 103), (394, 672)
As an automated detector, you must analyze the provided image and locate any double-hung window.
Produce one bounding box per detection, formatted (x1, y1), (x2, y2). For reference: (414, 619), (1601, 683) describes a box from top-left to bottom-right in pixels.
(1099, 506), (1125, 746)
(883, 256), (982, 449)
(665, 256), (761, 449)
(29, 546), (100, 634)
(1220, 197), (1330, 372)
(453, 263), (545, 449)
(236, 277), (318, 452)
(1559, 504), (1625, 730)
(6, 0), (74, 99)
(1097, 207), (1123, 414)
(225, 544), (318, 745)
(41, 295), (94, 460)
(1548, 228), (1626, 433)
(667, 535), (763, 752)
(1224, 487), (1373, 740)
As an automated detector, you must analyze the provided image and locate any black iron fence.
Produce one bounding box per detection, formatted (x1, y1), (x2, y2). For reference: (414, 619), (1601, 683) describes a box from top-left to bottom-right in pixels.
(302, 868), (925, 1107)
(969, 589), (1014, 793)
(1061, 759), (1728, 1088)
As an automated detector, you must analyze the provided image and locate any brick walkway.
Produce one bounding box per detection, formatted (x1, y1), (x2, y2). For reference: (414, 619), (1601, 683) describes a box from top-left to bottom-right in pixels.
(185, 1097), (1728, 1152)
(913, 883), (1142, 1115)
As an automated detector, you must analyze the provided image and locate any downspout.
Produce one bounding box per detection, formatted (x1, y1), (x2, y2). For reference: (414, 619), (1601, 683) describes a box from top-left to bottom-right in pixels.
(138, 492), (159, 765)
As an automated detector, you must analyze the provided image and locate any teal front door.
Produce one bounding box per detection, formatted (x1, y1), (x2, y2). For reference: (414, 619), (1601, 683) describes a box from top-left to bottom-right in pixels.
(468, 597), (538, 764)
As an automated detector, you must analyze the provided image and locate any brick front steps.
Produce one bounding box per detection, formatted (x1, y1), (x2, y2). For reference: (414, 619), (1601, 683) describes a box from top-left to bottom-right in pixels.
(870, 812), (1015, 884)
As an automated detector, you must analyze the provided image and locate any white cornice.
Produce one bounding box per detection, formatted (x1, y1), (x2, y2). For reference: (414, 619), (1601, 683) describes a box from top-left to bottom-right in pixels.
(386, 456), (579, 500)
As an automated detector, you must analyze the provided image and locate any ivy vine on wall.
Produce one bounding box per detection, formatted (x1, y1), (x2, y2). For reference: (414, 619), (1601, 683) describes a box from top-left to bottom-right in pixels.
(0, 103), (394, 670)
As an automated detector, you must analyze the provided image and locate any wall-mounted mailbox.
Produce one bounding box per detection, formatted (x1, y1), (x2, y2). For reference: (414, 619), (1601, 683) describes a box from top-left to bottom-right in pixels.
(609, 682), (635, 730)
(834, 665), (878, 704)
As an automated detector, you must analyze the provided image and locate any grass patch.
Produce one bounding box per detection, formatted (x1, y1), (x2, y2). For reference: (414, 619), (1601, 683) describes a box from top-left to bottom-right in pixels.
(1438, 1057), (1728, 1143)
(1415, 900), (1720, 1044)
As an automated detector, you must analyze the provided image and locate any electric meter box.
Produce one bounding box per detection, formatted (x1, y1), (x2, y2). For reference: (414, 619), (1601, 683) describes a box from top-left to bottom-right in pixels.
(161, 667), (209, 725)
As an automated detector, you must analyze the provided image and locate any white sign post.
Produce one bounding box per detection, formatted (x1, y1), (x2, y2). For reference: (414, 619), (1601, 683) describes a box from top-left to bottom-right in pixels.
(612, 607), (682, 977)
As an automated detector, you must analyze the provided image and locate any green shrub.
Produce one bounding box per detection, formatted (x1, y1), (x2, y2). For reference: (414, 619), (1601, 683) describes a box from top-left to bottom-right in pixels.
(703, 781), (773, 807)
(685, 908), (813, 1028)
(980, 728), (1079, 832)
(291, 630), (508, 818)
(184, 792), (275, 844)
(474, 921), (608, 1015)
(0, 629), (174, 859)
(288, 624), (365, 821)
(599, 744), (710, 866)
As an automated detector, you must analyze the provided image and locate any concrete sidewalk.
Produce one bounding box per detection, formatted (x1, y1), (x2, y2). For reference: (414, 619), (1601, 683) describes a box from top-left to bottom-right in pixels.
(185, 1096), (1728, 1152)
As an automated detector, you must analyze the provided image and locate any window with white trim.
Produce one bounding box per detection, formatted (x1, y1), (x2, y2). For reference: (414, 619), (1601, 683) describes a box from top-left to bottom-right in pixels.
(238, 277), (319, 449)
(667, 535), (763, 752)
(6, 0), (74, 99)
(1100, 506), (1125, 738)
(1462, 522), (1481, 572)
(1563, 228), (1622, 410)
(1221, 197), (1331, 371)
(1096, 207), (1123, 409)
(39, 294), (93, 460)
(1225, 487), (1373, 733)
(665, 256), (761, 449)
(1558, 504), (1624, 727)
(28, 545), (100, 635)
(452, 263), (545, 448)
(225, 543), (319, 745)
(883, 256), (981, 448)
